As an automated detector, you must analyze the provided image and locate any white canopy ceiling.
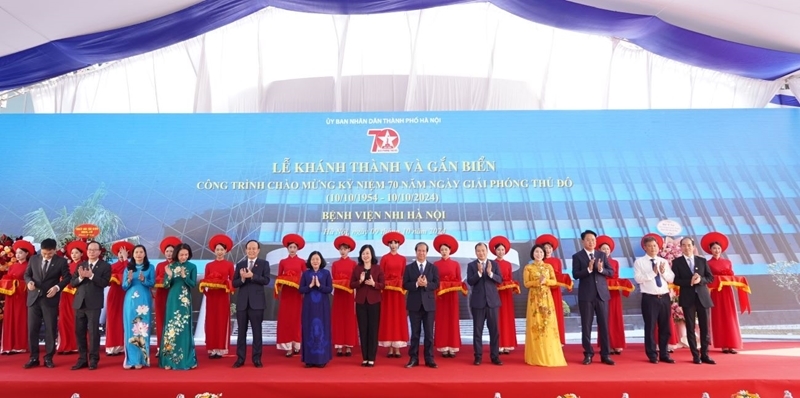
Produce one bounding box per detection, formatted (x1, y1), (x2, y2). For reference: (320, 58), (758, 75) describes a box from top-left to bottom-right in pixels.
(571, 0), (800, 54)
(0, 0), (202, 57)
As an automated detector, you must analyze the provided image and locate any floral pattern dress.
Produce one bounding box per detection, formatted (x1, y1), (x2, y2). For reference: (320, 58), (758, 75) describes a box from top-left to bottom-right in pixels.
(159, 261), (198, 370)
(122, 263), (155, 368)
(523, 261), (566, 367)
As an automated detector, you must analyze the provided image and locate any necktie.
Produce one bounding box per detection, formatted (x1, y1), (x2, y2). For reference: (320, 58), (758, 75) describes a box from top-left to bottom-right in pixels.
(589, 253), (594, 261)
(42, 259), (49, 273)
(651, 259), (662, 287)
(419, 263), (424, 274)
(248, 260), (254, 270)
(688, 256), (694, 272)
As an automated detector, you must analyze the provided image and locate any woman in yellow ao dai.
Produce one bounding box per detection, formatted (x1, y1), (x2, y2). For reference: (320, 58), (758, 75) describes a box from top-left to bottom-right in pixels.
(523, 244), (567, 367)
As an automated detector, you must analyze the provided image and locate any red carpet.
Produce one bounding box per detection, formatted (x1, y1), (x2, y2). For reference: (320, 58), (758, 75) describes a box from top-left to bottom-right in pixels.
(1, 342), (798, 398)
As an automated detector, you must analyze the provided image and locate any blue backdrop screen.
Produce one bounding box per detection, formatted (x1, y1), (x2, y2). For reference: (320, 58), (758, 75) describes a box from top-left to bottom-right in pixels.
(3, 110), (799, 317)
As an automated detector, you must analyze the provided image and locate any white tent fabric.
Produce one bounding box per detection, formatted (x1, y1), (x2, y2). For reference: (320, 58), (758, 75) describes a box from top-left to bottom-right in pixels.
(789, 76), (800, 101)
(30, 4), (781, 113)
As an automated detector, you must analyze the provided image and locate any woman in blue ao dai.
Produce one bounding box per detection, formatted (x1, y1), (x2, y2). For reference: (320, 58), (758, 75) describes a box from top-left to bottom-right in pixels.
(122, 245), (155, 369)
(299, 251), (333, 368)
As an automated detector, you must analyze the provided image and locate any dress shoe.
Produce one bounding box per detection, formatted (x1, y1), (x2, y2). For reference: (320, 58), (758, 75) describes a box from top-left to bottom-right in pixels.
(72, 362), (88, 370)
(23, 359), (40, 369)
(425, 362), (438, 368)
(232, 361), (244, 368)
(366, 362), (374, 367)
(345, 351), (352, 357)
(405, 360), (418, 368)
(253, 360), (263, 368)
(473, 359), (481, 366)
(693, 357), (702, 364)
(659, 357), (675, 364)
(600, 357), (615, 365)
(582, 356), (592, 365)
(336, 351), (343, 357)
(701, 357), (716, 365)
(88, 363), (97, 370)
(728, 349), (738, 354)
(648, 358), (659, 364)
(491, 359), (503, 366)
(304, 364), (314, 368)
(285, 351), (295, 358)
(361, 361), (368, 367)
(44, 360), (55, 368)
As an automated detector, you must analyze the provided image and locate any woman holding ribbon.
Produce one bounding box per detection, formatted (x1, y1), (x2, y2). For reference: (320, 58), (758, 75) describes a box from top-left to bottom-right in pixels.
(275, 233), (305, 357)
(0, 239), (35, 354)
(432, 234), (465, 358)
(489, 235), (519, 355)
(106, 241), (134, 356)
(378, 231), (409, 358)
(331, 235), (357, 357)
(57, 240), (87, 354)
(199, 234), (235, 359)
(702, 232), (744, 354)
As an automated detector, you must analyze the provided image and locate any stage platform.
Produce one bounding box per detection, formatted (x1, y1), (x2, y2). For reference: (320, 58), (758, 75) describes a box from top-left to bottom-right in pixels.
(1, 341), (798, 398)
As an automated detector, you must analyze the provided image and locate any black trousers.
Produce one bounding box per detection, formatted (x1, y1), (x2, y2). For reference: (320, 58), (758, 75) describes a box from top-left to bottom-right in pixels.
(408, 307), (435, 363)
(236, 307), (264, 362)
(471, 306), (500, 361)
(682, 296), (711, 359)
(579, 298), (610, 357)
(75, 307), (101, 364)
(28, 301), (58, 361)
(356, 302), (380, 361)
(641, 293), (671, 360)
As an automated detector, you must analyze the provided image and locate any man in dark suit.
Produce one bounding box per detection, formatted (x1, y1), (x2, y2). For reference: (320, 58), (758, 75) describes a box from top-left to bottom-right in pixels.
(571, 230), (615, 365)
(673, 237), (716, 365)
(232, 240), (270, 368)
(466, 242), (503, 366)
(403, 242), (440, 368)
(70, 240), (111, 370)
(23, 238), (70, 369)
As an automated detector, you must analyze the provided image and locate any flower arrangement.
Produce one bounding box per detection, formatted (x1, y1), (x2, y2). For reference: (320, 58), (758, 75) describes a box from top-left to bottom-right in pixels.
(195, 394), (222, 398)
(659, 236), (683, 264)
(557, 394), (579, 398)
(0, 234), (20, 272)
(670, 289), (684, 322)
(732, 391), (760, 398)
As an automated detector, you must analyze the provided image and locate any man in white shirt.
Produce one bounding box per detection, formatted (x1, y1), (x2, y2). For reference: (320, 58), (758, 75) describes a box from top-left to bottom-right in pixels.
(633, 236), (675, 364)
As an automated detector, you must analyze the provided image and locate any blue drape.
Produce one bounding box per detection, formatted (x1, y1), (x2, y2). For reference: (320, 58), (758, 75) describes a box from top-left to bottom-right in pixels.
(1, 0), (798, 91)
